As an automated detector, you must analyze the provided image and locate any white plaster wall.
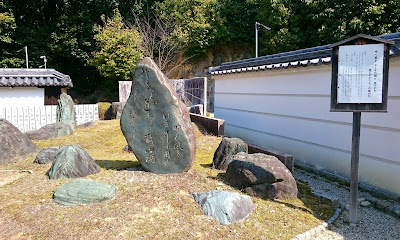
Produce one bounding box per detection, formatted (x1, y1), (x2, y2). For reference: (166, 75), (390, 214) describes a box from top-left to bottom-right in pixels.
(0, 87), (44, 106)
(213, 58), (400, 195)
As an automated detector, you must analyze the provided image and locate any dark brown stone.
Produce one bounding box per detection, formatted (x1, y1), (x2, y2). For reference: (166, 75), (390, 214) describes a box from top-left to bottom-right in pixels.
(25, 122), (73, 140)
(226, 153), (298, 200)
(120, 57), (196, 174)
(212, 137), (248, 170)
(104, 102), (125, 120)
(34, 146), (62, 164)
(0, 119), (38, 165)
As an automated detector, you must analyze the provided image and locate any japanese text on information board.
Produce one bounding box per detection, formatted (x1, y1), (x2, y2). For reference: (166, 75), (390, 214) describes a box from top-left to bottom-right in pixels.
(337, 44), (384, 103)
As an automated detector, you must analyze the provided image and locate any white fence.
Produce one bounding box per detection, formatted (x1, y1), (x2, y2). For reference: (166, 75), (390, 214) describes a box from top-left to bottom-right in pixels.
(119, 77), (208, 115)
(0, 104), (99, 133)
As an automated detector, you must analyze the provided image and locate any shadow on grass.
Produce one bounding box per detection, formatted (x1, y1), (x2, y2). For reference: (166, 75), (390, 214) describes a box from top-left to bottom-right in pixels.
(193, 122), (212, 136)
(200, 163), (212, 169)
(207, 172), (227, 182)
(206, 171), (336, 222)
(96, 160), (142, 171)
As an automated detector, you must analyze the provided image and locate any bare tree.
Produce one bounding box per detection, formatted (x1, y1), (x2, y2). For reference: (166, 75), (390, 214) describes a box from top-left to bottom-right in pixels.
(129, 10), (194, 77)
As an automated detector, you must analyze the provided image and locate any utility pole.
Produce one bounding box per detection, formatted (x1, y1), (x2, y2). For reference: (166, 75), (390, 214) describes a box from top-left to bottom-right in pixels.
(18, 46), (29, 68)
(24, 46), (28, 68)
(255, 21), (270, 58)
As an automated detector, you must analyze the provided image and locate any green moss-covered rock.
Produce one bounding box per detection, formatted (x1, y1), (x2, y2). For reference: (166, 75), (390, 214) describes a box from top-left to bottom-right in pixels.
(57, 93), (77, 130)
(47, 145), (100, 179)
(120, 57), (196, 174)
(53, 179), (117, 205)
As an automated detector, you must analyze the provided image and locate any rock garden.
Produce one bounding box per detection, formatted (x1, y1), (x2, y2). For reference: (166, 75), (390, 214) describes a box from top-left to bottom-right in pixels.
(0, 58), (336, 239)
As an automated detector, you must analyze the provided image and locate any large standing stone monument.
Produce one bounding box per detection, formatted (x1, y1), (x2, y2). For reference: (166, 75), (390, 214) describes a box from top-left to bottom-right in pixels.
(120, 57), (196, 174)
(57, 93), (77, 130)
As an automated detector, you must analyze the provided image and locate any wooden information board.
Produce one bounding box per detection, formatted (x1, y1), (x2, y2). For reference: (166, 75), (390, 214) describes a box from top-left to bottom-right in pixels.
(330, 34), (392, 112)
(330, 34), (393, 226)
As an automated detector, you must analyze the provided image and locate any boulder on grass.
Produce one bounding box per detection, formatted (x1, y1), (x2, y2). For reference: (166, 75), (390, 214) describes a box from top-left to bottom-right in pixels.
(226, 153), (298, 200)
(104, 102), (125, 120)
(53, 179), (117, 205)
(193, 190), (253, 225)
(0, 119), (38, 165)
(47, 145), (100, 179)
(212, 137), (248, 170)
(120, 57), (196, 174)
(26, 122), (73, 140)
(34, 146), (62, 164)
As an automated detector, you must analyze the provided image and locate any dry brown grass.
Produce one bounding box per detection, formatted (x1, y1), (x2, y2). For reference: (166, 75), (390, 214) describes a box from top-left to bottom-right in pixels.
(0, 120), (335, 240)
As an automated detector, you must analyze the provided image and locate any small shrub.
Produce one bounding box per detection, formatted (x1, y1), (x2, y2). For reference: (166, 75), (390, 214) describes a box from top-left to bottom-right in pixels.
(98, 102), (112, 120)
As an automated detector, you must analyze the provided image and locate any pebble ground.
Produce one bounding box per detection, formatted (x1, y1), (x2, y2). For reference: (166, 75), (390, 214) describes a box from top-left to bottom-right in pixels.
(294, 168), (400, 240)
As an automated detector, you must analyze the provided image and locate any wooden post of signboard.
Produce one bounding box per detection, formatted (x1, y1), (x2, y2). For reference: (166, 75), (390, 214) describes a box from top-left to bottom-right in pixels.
(330, 34), (393, 225)
(350, 112), (361, 225)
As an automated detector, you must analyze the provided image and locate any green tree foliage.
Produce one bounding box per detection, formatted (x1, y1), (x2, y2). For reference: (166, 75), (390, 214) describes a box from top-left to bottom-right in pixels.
(257, 0), (400, 55)
(0, 0), (15, 43)
(0, 0), (23, 67)
(90, 9), (143, 86)
(215, 0), (260, 45)
(0, 0), (399, 98)
(157, 0), (220, 56)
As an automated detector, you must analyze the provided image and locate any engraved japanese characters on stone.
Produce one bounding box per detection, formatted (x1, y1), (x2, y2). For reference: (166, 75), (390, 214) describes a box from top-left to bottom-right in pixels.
(120, 57), (196, 174)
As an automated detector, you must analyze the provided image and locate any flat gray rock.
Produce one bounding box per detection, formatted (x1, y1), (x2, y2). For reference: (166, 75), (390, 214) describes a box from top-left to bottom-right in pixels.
(26, 122), (73, 140)
(34, 146), (62, 164)
(120, 57), (196, 174)
(47, 145), (100, 179)
(193, 190), (253, 225)
(212, 137), (248, 170)
(0, 119), (38, 165)
(53, 179), (117, 205)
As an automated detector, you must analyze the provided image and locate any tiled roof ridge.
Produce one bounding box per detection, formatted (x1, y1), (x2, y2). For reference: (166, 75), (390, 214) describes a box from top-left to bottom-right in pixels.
(0, 68), (73, 88)
(209, 32), (400, 75)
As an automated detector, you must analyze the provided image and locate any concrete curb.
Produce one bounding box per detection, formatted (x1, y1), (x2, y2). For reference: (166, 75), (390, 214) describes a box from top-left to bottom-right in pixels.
(290, 208), (342, 240)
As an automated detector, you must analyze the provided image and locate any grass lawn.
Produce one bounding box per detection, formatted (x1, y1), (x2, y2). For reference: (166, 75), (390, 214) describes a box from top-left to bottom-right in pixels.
(0, 120), (335, 240)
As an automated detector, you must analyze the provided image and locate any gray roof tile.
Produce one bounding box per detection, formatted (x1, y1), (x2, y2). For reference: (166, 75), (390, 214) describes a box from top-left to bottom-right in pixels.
(0, 68), (73, 87)
(209, 32), (400, 75)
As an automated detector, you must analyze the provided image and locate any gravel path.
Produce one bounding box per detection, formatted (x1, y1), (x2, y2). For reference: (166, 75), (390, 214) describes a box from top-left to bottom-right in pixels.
(294, 168), (400, 240)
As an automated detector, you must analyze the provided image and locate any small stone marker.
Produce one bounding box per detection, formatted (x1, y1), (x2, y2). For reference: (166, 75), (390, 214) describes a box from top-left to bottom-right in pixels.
(57, 93), (77, 130)
(47, 145), (100, 179)
(0, 119), (38, 165)
(212, 137), (248, 170)
(53, 179), (117, 205)
(34, 146), (62, 164)
(120, 57), (196, 174)
(192, 190), (253, 225)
